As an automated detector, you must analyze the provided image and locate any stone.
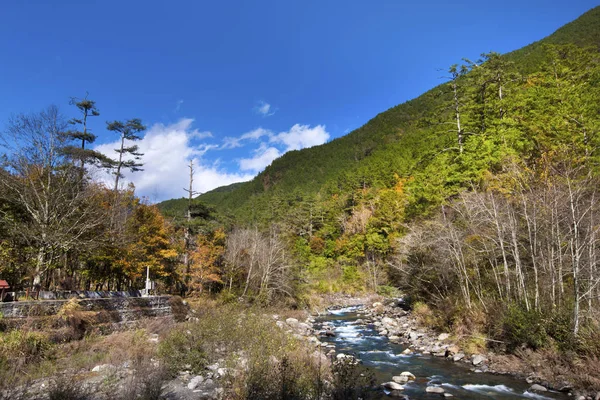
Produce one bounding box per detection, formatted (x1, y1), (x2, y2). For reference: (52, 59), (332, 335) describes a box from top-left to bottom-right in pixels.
(399, 371), (416, 381)
(388, 391), (409, 398)
(472, 354), (486, 366)
(452, 353), (465, 362)
(530, 384), (548, 392)
(91, 364), (114, 373)
(188, 375), (204, 390)
(216, 368), (227, 377)
(426, 386), (445, 394)
(382, 382), (404, 391)
(372, 302), (383, 308)
(438, 333), (450, 341)
(285, 317), (299, 327)
(409, 332), (419, 340)
(401, 348), (413, 355)
(382, 317), (396, 326)
(444, 394), (454, 398)
(392, 375), (409, 384)
(389, 335), (400, 341)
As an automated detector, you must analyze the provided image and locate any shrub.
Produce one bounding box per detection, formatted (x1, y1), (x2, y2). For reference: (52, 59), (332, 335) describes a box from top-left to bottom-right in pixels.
(157, 327), (206, 375)
(376, 285), (400, 297)
(497, 305), (548, 351)
(118, 363), (168, 400)
(0, 330), (51, 373)
(329, 358), (376, 400)
(412, 301), (436, 327)
(167, 296), (188, 322)
(47, 375), (90, 400)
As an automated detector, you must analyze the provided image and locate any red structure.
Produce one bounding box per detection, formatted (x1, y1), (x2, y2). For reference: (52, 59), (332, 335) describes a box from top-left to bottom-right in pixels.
(0, 280), (9, 302)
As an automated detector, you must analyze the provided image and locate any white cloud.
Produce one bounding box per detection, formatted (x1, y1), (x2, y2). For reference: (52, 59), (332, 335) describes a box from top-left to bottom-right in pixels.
(221, 127), (272, 149)
(255, 100), (276, 117)
(271, 124), (329, 151)
(94, 118), (252, 202)
(237, 124), (329, 173)
(239, 143), (281, 173)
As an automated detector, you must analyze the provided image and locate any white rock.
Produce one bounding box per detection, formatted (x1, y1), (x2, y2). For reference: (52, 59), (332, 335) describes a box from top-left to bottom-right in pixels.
(392, 375), (409, 384)
(530, 384), (547, 392)
(382, 382), (405, 390)
(437, 333), (450, 341)
(91, 364), (114, 373)
(472, 354), (486, 366)
(187, 375), (204, 390)
(285, 317), (299, 326)
(399, 371), (415, 380)
(426, 386), (445, 394)
(453, 353), (465, 362)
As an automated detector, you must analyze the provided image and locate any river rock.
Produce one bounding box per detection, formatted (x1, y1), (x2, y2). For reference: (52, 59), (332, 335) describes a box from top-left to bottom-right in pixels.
(392, 375), (409, 384)
(426, 386), (445, 394)
(91, 364), (114, 373)
(437, 333), (450, 341)
(401, 348), (413, 355)
(382, 382), (404, 390)
(452, 353), (465, 362)
(530, 384), (547, 392)
(472, 354), (486, 366)
(400, 371), (415, 380)
(188, 375), (204, 390)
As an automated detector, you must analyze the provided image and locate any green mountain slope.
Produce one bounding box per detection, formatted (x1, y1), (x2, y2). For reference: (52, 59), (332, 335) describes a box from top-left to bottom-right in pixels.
(159, 6), (600, 221)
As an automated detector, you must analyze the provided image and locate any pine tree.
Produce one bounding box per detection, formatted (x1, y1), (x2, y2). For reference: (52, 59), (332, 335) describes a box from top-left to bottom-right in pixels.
(106, 119), (146, 192)
(61, 94), (112, 171)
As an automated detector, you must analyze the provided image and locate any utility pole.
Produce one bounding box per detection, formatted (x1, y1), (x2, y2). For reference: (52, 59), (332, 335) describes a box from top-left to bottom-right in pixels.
(183, 160), (199, 294)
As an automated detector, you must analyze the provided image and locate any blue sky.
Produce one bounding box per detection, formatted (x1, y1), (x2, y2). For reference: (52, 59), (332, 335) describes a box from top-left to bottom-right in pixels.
(1, 0), (597, 201)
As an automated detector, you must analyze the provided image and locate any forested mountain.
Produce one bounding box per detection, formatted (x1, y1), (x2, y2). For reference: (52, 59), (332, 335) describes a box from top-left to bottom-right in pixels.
(185, 6), (600, 223)
(152, 6), (600, 356)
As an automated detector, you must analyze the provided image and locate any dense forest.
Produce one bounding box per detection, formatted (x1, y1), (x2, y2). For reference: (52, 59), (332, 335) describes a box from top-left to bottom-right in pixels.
(2, 4), (600, 367)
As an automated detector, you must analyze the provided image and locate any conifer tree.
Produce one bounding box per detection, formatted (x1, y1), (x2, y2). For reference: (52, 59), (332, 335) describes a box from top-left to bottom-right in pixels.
(106, 119), (146, 192)
(61, 94), (111, 170)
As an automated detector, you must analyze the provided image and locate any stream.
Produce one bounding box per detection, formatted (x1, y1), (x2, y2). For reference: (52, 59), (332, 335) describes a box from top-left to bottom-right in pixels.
(315, 306), (570, 399)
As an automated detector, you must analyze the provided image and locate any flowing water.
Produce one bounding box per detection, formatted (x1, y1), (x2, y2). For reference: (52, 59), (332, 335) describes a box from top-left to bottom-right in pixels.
(315, 306), (570, 399)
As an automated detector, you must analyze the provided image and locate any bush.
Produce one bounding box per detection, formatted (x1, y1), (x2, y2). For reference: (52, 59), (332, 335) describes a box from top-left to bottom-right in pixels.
(376, 285), (400, 297)
(157, 327), (206, 375)
(0, 330), (51, 373)
(167, 296), (189, 322)
(330, 358), (376, 400)
(118, 363), (168, 400)
(497, 305), (548, 351)
(47, 375), (90, 400)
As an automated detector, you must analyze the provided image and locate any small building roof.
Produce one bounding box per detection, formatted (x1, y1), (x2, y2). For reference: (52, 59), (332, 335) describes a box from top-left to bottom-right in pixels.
(0, 280), (10, 289)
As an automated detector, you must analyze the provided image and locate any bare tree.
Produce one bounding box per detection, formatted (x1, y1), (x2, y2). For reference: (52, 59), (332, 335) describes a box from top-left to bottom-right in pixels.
(0, 106), (108, 288)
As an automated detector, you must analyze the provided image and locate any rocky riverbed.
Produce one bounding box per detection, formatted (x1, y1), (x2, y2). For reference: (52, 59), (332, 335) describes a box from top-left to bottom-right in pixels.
(312, 298), (600, 400)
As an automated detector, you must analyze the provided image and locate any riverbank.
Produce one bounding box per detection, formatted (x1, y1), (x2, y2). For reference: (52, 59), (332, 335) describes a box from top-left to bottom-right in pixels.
(340, 297), (600, 400)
